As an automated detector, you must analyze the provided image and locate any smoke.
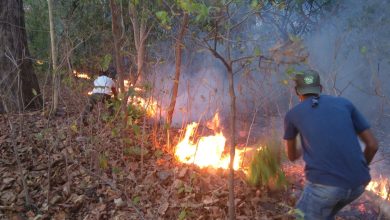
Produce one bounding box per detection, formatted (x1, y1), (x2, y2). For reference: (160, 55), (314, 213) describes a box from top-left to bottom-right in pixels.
(304, 0), (390, 136)
(150, 0), (390, 151)
(304, 0), (390, 176)
(151, 52), (229, 127)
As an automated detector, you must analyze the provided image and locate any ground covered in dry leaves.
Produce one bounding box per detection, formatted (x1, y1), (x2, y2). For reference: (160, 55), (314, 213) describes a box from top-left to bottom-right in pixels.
(0, 81), (384, 220)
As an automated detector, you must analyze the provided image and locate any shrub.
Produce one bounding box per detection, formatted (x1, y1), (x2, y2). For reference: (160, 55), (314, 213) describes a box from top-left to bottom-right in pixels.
(247, 144), (287, 190)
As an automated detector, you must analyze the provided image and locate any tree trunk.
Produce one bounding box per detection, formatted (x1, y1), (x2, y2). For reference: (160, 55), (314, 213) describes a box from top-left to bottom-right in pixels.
(129, 2), (151, 86)
(109, 0), (125, 92)
(47, 0), (59, 115)
(0, 0), (42, 113)
(227, 63), (236, 220)
(167, 13), (189, 126)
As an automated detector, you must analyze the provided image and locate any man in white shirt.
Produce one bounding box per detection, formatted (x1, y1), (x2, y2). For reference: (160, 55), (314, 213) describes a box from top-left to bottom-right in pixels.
(81, 68), (118, 125)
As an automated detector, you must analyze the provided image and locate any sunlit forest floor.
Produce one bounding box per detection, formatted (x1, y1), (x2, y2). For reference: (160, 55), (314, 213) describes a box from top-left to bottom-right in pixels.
(0, 79), (384, 219)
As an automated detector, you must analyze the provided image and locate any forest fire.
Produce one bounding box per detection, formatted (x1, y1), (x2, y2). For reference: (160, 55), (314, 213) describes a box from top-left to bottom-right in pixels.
(174, 113), (244, 170)
(124, 80), (159, 117)
(73, 70), (91, 79)
(366, 177), (390, 201)
(73, 73), (158, 116)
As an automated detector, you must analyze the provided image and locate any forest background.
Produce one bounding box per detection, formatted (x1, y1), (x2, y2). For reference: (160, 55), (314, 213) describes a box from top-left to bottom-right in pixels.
(1, 0), (390, 219)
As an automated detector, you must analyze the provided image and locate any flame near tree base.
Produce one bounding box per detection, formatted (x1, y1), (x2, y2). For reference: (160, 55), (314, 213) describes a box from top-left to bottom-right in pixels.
(174, 113), (245, 170)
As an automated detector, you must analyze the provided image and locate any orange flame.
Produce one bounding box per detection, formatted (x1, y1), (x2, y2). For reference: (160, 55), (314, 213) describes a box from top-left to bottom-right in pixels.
(132, 96), (159, 117)
(73, 70), (91, 79)
(366, 177), (389, 201)
(174, 114), (244, 170)
(121, 80), (159, 117)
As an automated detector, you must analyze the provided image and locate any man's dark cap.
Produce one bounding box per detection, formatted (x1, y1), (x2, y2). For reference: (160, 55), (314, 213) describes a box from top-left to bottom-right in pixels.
(106, 66), (117, 78)
(294, 70), (321, 95)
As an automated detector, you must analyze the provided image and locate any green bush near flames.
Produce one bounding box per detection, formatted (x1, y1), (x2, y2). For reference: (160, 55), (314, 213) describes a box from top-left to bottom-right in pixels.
(247, 144), (287, 190)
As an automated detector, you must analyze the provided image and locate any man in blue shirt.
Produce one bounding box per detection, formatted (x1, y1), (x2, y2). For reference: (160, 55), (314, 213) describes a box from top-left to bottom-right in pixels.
(283, 70), (378, 219)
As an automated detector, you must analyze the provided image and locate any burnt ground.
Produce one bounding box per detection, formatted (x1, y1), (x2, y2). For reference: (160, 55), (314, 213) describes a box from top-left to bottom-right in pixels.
(0, 80), (387, 220)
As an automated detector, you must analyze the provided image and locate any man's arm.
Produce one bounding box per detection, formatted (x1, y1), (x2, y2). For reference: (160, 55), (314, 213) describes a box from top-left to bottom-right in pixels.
(358, 129), (378, 165)
(285, 138), (302, 161)
(111, 87), (118, 98)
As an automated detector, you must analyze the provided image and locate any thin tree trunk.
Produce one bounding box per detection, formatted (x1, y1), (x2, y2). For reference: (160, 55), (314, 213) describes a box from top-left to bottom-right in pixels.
(0, 0), (42, 113)
(129, 2), (151, 86)
(227, 63), (236, 220)
(225, 5), (236, 219)
(47, 0), (59, 115)
(109, 0), (125, 92)
(167, 13), (189, 126)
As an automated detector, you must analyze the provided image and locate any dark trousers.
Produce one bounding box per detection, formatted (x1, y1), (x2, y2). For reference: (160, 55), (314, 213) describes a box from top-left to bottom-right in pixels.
(81, 93), (114, 124)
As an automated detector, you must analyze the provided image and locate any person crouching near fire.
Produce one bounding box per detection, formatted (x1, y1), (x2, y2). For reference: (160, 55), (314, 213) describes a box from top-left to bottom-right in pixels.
(81, 67), (118, 125)
(283, 69), (378, 219)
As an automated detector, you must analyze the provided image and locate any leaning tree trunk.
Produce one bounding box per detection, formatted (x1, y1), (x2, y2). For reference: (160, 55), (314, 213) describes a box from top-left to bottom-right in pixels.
(167, 12), (189, 126)
(0, 0), (42, 113)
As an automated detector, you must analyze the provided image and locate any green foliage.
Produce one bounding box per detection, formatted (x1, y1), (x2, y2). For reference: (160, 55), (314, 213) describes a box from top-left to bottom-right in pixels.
(254, 47), (262, 56)
(132, 196), (140, 205)
(100, 54), (112, 71)
(126, 103), (144, 122)
(112, 166), (121, 174)
(177, 0), (209, 22)
(360, 46), (367, 55)
(247, 145), (287, 190)
(154, 149), (164, 158)
(288, 208), (304, 220)
(156, 10), (171, 30)
(124, 146), (149, 157)
(25, 0), (113, 72)
(99, 154), (109, 170)
(178, 209), (187, 220)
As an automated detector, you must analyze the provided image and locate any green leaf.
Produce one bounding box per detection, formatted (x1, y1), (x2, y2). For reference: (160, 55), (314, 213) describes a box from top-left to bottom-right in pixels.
(132, 196), (140, 205)
(70, 123), (78, 133)
(111, 128), (119, 137)
(178, 209), (187, 220)
(178, 186), (185, 194)
(99, 154), (108, 170)
(254, 47), (262, 56)
(250, 0), (259, 9)
(154, 149), (164, 158)
(32, 88), (37, 96)
(360, 46), (367, 54)
(132, 124), (141, 137)
(101, 54), (112, 71)
(156, 10), (171, 29)
(112, 167), (120, 174)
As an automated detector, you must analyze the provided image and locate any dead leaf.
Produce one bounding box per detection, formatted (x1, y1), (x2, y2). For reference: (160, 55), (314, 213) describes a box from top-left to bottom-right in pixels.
(172, 179), (183, 189)
(1, 190), (16, 205)
(158, 201), (169, 215)
(202, 196), (219, 205)
(114, 198), (126, 208)
(3, 177), (15, 185)
(157, 170), (172, 181)
(62, 182), (71, 197)
(50, 194), (62, 205)
(178, 167), (188, 178)
(52, 211), (67, 220)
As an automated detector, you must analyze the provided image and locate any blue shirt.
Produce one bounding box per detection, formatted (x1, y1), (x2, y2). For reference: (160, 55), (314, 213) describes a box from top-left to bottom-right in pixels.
(283, 95), (371, 189)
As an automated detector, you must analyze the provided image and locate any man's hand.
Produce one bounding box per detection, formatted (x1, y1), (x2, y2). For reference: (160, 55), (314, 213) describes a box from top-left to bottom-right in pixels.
(359, 129), (378, 165)
(285, 138), (302, 161)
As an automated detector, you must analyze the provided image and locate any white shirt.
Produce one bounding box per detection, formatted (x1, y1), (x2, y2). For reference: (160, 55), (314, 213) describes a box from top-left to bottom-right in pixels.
(91, 75), (116, 95)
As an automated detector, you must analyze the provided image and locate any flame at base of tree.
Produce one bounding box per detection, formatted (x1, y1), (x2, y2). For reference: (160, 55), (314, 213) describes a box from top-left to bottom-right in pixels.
(174, 114), (244, 170)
